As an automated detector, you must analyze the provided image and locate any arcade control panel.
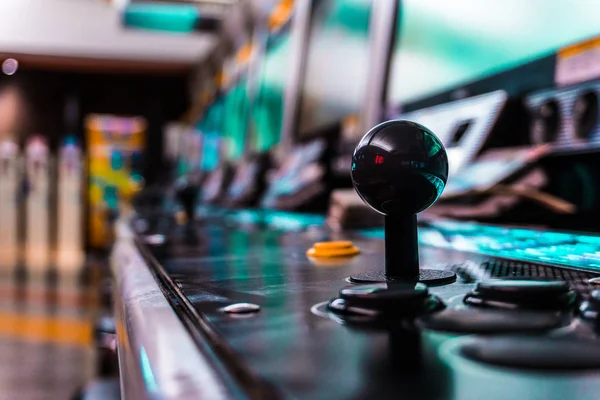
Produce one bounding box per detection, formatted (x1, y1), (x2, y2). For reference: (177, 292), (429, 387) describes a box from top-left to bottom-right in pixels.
(129, 122), (600, 400)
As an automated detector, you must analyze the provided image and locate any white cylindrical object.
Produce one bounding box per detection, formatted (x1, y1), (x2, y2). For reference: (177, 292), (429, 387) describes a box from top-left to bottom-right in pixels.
(56, 142), (84, 274)
(25, 137), (50, 275)
(0, 139), (21, 270)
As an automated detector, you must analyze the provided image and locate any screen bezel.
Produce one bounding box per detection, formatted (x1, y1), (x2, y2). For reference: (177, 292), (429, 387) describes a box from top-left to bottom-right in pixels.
(292, 0), (377, 143)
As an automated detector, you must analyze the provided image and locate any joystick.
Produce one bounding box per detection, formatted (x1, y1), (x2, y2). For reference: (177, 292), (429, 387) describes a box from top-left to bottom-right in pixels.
(350, 120), (456, 285)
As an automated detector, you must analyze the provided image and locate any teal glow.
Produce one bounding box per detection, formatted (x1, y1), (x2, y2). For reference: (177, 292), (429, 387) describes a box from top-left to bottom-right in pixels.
(200, 133), (221, 171)
(124, 3), (199, 33)
(325, 0), (371, 36)
(131, 174), (144, 184)
(227, 210), (262, 225)
(250, 33), (290, 152)
(423, 132), (443, 157)
(110, 151), (123, 171)
(264, 211), (325, 231)
(226, 209), (325, 231)
(222, 79), (250, 161)
(361, 222), (600, 272)
(103, 186), (119, 210)
(62, 135), (78, 147)
(197, 99), (224, 171)
(139, 347), (159, 392)
(421, 172), (446, 200)
(177, 158), (188, 176)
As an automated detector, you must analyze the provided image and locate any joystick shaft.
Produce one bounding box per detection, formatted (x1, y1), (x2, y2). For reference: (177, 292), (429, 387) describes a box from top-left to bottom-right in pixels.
(385, 215), (419, 281)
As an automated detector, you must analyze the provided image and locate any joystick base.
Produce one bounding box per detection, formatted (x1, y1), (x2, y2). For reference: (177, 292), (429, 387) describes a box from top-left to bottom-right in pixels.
(349, 269), (457, 286)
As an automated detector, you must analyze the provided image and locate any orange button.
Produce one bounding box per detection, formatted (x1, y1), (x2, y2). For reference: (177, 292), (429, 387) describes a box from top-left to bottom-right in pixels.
(306, 241), (360, 258)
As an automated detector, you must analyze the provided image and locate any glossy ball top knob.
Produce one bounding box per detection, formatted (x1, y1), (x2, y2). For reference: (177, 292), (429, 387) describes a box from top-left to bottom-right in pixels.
(351, 120), (448, 215)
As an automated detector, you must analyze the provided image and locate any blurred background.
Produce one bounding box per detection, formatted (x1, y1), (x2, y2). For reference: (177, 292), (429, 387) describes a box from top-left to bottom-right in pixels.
(1, 0), (600, 399)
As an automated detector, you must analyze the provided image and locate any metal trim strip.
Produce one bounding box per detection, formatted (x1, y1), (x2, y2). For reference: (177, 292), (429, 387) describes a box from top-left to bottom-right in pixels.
(111, 221), (236, 400)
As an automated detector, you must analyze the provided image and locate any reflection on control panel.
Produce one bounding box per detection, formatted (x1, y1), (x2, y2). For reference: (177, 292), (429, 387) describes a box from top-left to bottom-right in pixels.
(223, 205), (600, 272)
(363, 220), (600, 271)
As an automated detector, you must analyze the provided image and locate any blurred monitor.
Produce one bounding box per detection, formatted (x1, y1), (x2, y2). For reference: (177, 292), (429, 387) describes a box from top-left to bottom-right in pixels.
(222, 76), (250, 161)
(196, 73), (249, 170)
(296, 0), (373, 139)
(388, 0), (600, 107)
(249, 23), (291, 153)
(197, 98), (224, 171)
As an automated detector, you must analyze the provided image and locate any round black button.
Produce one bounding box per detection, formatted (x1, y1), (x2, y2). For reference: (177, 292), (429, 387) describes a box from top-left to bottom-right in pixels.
(476, 280), (570, 295)
(329, 283), (444, 321)
(340, 283), (429, 308)
(464, 280), (576, 311)
(460, 336), (600, 370)
(418, 309), (563, 334)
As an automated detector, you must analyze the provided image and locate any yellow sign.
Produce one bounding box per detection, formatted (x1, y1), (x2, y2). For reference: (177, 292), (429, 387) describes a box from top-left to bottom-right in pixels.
(86, 115), (146, 249)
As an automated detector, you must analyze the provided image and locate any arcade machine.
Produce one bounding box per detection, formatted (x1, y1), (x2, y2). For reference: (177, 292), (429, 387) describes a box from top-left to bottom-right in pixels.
(111, 2), (600, 400)
(382, 0), (600, 233)
(331, 0), (600, 232)
(0, 138), (21, 270)
(146, 0), (376, 231)
(259, 0), (374, 213)
(174, 0), (371, 227)
(116, 120), (600, 399)
(193, 35), (269, 212)
(219, 4), (294, 209)
(195, 57), (253, 208)
(160, 3), (294, 241)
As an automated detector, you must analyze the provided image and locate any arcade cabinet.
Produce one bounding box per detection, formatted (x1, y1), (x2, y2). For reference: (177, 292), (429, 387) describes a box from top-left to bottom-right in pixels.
(111, 2), (600, 400)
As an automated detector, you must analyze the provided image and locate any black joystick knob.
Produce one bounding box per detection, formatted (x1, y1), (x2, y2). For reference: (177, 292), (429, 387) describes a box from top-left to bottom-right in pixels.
(350, 120), (456, 285)
(174, 175), (201, 225)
